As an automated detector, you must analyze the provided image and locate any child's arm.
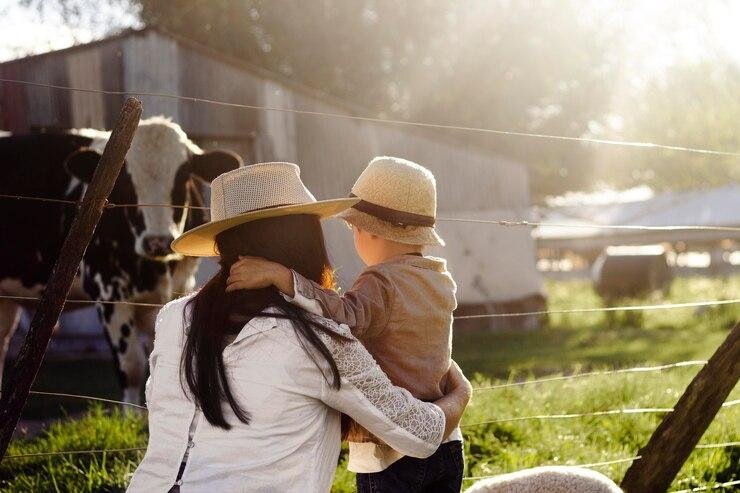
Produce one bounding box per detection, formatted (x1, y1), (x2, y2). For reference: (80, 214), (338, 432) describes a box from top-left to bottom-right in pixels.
(289, 268), (392, 338)
(227, 256), (393, 338)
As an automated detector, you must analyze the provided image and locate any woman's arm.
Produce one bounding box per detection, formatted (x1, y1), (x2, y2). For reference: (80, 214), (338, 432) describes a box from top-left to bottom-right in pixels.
(435, 361), (472, 438)
(312, 319), (468, 458)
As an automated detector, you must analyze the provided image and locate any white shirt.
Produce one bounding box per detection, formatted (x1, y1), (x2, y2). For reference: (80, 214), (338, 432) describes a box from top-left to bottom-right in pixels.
(127, 296), (446, 493)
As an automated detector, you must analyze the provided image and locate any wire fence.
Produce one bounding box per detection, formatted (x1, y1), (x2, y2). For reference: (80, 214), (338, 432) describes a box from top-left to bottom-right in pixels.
(2, 78), (740, 158)
(6, 441), (737, 493)
(460, 445), (739, 484)
(1, 76), (738, 489)
(19, 358), (715, 412)
(2, 293), (738, 320)
(3, 447), (147, 460)
(460, 456), (643, 482)
(3, 191), (740, 233)
(19, 386), (739, 442)
(28, 391), (148, 411)
(463, 399), (738, 428)
(672, 480), (740, 493)
(472, 360), (707, 392)
(0, 193), (210, 210)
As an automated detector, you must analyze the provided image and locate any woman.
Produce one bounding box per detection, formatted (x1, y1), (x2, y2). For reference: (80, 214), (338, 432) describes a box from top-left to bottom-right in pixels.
(127, 162), (471, 492)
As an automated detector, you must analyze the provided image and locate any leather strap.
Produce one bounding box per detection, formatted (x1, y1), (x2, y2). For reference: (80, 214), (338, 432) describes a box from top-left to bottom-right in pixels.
(349, 193), (435, 227)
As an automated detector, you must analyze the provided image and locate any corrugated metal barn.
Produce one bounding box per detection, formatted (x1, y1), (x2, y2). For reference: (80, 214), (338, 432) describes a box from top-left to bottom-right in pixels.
(0, 27), (544, 339)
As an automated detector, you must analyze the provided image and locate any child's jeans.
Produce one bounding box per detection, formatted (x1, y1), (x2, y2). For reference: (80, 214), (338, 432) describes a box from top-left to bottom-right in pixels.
(355, 440), (464, 493)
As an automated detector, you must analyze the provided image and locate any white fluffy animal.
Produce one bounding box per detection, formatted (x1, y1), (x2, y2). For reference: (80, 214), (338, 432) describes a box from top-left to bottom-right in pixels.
(464, 466), (622, 493)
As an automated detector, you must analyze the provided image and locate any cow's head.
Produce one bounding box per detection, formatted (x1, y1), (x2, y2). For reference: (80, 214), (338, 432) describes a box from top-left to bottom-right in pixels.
(64, 117), (242, 260)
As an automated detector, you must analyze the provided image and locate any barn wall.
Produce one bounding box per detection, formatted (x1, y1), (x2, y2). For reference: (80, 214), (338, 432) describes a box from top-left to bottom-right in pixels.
(0, 28), (543, 304)
(258, 80), (299, 162)
(176, 40), (261, 138)
(66, 49), (107, 129)
(255, 84), (540, 303)
(0, 38), (128, 132)
(122, 31), (181, 121)
(0, 53), (72, 131)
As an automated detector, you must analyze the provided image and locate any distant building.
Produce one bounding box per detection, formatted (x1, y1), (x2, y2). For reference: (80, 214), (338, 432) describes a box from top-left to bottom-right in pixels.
(535, 184), (740, 278)
(1, 27), (544, 344)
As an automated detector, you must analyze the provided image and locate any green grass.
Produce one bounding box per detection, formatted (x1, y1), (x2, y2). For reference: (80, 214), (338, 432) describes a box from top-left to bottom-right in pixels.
(454, 276), (740, 378)
(2, 276), (738, 492)
(1, 406), (145, 492)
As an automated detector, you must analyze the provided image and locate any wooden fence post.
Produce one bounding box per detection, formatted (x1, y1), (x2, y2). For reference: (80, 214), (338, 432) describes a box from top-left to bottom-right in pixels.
(0, 97), (142, 459)
(621, 321), (740, 493)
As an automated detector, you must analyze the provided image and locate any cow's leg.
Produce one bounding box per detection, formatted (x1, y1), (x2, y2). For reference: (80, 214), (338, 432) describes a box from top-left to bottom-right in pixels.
(99, 303), (147, 407)
(0, 300), (22, 391)
(133, 306), (158, 354)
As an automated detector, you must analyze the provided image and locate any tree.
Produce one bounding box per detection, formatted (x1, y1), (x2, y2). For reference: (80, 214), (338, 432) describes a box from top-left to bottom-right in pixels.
(597, 60), (740, 192)
(42, 1), (740, 200)
(130, 0), (628, 199)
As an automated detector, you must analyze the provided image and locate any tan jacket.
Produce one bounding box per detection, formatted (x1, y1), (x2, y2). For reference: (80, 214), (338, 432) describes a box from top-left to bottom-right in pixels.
(289, 254), (457, 444)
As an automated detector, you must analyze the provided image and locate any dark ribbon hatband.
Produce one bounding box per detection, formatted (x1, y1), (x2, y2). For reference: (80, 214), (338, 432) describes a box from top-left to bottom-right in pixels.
(349, 193), (435, 227)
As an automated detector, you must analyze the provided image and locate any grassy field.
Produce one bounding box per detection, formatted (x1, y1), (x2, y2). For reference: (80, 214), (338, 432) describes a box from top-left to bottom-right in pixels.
(1, 276), (738, 492)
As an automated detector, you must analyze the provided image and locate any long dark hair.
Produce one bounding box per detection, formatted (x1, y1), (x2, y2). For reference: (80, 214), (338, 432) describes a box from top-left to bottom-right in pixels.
(181, 214), (347, 429)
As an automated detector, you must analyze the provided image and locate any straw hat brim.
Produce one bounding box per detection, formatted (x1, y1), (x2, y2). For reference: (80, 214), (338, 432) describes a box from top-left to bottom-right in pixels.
(338, 207), (445, 247)
(172, 198), (359, 257)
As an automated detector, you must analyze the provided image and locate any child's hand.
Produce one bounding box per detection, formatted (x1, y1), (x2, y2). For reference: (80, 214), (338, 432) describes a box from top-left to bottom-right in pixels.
(226, 256), (294, 295)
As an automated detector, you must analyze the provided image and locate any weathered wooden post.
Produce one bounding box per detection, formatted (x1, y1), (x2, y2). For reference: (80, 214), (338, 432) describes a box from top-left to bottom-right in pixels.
(621, 321), (740, 493)
(0, 97), (142, 459)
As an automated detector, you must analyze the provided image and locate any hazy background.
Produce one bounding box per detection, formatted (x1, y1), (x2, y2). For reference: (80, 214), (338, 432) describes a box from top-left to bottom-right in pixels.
(2, 0), (738, 201)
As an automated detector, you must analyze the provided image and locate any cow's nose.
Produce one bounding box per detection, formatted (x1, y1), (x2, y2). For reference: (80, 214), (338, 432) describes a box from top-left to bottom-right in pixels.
(142, 235), (175, 258)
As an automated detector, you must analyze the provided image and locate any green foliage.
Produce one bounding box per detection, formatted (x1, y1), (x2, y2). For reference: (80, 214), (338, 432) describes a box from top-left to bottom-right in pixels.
(22, 1), (739, 197)
(599, 60), (740, 193)
(30, 0), (627, 198)
(2, 277), (738, 492)
(135, 0), (624, 198)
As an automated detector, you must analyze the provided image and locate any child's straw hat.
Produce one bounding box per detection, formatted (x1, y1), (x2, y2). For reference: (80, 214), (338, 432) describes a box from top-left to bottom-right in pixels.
(338, 156), (444, 246)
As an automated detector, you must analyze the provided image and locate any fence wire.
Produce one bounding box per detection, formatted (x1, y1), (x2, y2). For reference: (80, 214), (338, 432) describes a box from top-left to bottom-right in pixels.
(462, 400), (738, 428)
(2, 293), (737, 319)
(2, 78), (740, 157)
(25, 386), (738, 427)
(24, 359), (710, 409)
(4, 191), (740, 233)
(461, 444), (739, 484)
(461, 456), (642, 482)
(1, 76), (738, 487)
(28, 391), (147, 411)
(672, 480), (740, 493)
(472, 360), (707, 392)
(3, 447), (146, 460)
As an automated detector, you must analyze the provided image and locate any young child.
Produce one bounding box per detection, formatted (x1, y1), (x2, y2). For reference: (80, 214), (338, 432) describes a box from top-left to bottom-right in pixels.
(226, 156), (463, 492)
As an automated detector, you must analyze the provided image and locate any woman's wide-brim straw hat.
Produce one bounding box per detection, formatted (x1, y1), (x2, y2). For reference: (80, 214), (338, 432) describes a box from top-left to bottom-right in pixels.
(338, 156), (444, 246)
(171, 162), (358, 257)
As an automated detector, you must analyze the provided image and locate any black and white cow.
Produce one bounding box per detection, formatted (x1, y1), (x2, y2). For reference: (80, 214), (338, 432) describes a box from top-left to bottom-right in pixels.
(0, 117), (242, 404)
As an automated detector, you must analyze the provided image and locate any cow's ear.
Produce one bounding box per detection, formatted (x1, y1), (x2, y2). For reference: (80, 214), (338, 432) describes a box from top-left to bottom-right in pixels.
(64, 148), (101, 183)
(189, 150), (243, 183)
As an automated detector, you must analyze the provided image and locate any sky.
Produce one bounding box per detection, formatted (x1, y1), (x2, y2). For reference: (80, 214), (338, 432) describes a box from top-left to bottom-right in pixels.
(0, 0), (140, 62)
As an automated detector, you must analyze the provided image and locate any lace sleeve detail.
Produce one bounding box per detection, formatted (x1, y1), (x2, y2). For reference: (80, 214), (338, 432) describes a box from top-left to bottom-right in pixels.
(313, 316), (445, 453)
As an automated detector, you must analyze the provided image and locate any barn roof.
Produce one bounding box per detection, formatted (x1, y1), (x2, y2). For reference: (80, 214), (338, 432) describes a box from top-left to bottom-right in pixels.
(535, 184), (740, 249)
(0, 26), (361, 114)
